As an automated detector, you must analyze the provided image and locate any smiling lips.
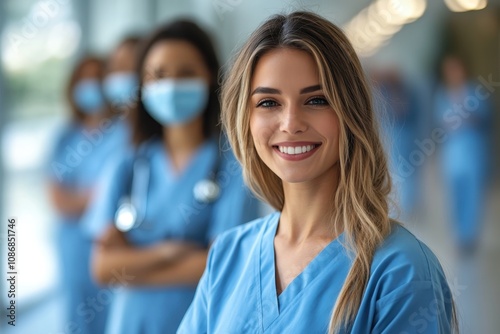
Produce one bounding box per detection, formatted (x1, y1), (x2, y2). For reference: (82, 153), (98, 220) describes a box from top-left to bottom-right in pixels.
(273, 142), (321, 161)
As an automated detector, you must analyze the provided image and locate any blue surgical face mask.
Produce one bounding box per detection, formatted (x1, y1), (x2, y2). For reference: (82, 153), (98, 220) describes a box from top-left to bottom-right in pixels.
(141, 78), (209, 126)
(103, 72), (138, 106)
(72, 79), (105, 114)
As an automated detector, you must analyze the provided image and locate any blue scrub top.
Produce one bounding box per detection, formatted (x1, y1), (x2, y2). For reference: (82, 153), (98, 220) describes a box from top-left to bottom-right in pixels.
(178, 212), (454, 333)
(48, 118), (129, 334)
(49, 117), (130, 240)
(82, 137), (260, 334)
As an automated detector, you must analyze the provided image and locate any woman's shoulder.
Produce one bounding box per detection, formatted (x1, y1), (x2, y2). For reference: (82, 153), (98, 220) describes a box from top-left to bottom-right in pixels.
(209, 212), (279, 257)
(52, 121), (81, 145)
(370, 223), (450, 294)
(374, 224), (444, 272)
(360, 224), (454, 332)
(95, 144), (137, 182)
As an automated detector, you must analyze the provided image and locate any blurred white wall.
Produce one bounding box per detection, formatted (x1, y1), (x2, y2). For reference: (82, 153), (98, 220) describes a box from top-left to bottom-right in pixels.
(84, 0), (445, 76)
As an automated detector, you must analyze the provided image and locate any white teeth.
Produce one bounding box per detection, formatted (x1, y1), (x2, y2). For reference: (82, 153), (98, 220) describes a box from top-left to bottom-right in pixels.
(278, 145), (316, 155)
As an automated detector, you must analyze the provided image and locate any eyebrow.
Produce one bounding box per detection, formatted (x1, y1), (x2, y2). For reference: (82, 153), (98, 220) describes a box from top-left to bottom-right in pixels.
(300, 84), (321, 94)
(251, 84), (322, 96)
(251, 87), (281, 95)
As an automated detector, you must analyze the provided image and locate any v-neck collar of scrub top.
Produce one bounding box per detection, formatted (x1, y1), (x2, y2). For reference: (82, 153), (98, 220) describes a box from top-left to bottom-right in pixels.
(259, 213), (346, 331)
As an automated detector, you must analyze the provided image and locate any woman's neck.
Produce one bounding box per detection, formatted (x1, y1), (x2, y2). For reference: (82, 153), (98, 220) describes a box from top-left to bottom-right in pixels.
(279, 167), (340, 244)
(82, 112), (106, 128)
(162, 117), (205, 172)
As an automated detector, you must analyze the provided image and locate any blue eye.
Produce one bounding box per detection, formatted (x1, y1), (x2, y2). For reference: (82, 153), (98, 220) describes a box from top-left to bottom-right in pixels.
(306, 97), (329, 106)
(257, 99), (279, 108)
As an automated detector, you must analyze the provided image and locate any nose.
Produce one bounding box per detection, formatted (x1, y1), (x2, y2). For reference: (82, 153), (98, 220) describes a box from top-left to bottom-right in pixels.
(279, 104), (307, 134)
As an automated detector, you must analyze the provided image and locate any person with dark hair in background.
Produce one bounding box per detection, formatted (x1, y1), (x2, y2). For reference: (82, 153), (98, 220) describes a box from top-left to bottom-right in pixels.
(98, 35), (142, 156)
(434, 55), (492, 256)
(82, 20), (260, 334)
(48, 55), (127, 334)
(103, 35), (142, 120)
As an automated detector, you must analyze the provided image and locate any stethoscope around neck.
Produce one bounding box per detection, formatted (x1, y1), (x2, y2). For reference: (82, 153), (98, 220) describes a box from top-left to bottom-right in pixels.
(114, 145), (222, 232)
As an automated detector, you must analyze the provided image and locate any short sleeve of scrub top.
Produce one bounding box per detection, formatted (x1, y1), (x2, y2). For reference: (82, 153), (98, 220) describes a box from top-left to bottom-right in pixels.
(178, 212), (454, 334)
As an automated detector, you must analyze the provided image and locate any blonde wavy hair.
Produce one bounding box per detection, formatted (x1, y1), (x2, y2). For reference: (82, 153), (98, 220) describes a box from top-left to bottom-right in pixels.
(221, 11), (457, 333)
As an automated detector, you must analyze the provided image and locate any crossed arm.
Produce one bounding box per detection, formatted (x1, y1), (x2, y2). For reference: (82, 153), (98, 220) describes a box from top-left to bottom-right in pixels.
(49, 182), (91, 217)
(91, 224), (208, 287)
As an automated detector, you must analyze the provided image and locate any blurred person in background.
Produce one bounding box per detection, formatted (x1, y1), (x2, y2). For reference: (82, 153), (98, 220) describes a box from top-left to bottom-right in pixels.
(82, 20), (260, 334)
(48, 55), (127, 334)
(372, 68), (421, 220)
(434, 55), (493, 256)
(103, 35), (142, 135)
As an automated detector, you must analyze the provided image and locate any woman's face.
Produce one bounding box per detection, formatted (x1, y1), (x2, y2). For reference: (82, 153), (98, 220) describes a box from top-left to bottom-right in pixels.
(72, 61), (105, 116)
(249, 48), (340, 184)
(142, 40), (211, 84)
(140, 40), (212, 127)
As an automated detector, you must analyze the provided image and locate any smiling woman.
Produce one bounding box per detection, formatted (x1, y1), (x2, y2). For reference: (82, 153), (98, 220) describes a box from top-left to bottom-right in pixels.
(178, 11), (458, 334)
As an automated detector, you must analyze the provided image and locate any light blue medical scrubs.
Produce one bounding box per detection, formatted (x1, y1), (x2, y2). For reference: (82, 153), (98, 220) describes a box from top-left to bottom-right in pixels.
(82, 137), (260, 334)
(178, 212), (454, 333)
(49, 118), (129, 334)
(434, 83), (491, 250)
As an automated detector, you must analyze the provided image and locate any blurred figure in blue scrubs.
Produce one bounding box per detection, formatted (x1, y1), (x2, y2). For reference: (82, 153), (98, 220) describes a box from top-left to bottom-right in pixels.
(103, 35), (142, 134)
(48, 55), (127, 334)
(372, 68), (420, 219)
(83, 20), (260, 334)
(434, 55), (492, 255)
